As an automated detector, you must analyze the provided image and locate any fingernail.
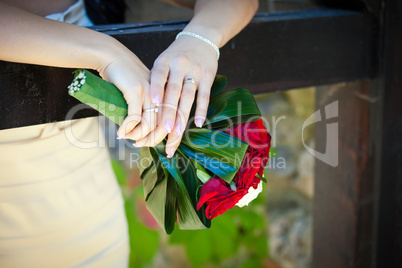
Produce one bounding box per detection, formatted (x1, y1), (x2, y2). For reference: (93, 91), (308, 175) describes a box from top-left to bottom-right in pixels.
(117, 133), (126, 139)
(133, 142), (142, 147)
(175, 124), (182, 135)
(152, 95), (161, 106)
(164, 120), (173, 133)
(167, 148), (176, 158)
(195, 119), (204, 128)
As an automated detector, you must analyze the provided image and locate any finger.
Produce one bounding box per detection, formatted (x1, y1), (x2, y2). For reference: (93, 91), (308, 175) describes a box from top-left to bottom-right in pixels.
(125, 108), (158, 141)
(164, 82), (197, 157)
(165, 131), (184, 158)
(172, 81), (197, 136)
(117, 84), (144, 138)
(161, 70), (186, 134)
(125, 78), (159, 140)
(150, 58), (169, 106)
(133, 124), (167, 148)
(194, 73), (214, 128)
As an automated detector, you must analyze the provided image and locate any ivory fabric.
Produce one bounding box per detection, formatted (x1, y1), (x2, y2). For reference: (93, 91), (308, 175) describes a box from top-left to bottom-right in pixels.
(0, 2), (129, 267)
(45, 0), (93, 26)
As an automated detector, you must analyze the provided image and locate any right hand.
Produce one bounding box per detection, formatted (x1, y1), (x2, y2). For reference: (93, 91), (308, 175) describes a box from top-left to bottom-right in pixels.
(96, 41), (156, 140)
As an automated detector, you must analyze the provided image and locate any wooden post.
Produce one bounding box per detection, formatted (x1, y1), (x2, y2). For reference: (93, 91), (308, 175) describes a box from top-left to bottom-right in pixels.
(313, 81), (374, 268)
(370, 0), (402, 266)
(312, 0), (402, 267)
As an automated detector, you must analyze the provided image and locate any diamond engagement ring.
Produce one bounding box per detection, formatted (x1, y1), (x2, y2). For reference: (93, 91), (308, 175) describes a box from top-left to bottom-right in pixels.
(184, 78), (198, 88)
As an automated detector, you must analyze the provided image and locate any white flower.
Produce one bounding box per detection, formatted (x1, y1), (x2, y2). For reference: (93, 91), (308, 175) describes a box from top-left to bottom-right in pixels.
(236, 180), (263, 207)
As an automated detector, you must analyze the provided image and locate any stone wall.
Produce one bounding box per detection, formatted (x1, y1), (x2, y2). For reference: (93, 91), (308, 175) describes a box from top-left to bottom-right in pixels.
(256, 88), (315, 268)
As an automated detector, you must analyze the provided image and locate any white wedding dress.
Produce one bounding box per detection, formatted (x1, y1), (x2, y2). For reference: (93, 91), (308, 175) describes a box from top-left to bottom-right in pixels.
(0, 1), (129, 267)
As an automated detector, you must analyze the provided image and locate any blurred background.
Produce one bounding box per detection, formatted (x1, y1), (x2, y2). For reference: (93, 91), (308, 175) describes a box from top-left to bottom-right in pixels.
(106, 1), (320, 267)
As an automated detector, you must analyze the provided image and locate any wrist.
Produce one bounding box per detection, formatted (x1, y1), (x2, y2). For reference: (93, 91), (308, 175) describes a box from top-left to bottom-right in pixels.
(90, 34), (127, 75)
(176, 31), (220, 60)
(182, 23), (223, 48)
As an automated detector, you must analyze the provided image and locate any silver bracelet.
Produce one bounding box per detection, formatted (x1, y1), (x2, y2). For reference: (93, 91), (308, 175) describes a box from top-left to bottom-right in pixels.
(176, 31), (220, 60)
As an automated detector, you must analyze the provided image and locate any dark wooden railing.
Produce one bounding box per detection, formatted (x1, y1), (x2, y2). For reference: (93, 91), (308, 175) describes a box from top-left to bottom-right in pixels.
(0, 9), (373, 130)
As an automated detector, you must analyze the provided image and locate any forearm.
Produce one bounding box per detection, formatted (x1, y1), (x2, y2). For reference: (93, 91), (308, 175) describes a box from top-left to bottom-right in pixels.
(182, 0), (259, 47)
(0, 2), (122, 72)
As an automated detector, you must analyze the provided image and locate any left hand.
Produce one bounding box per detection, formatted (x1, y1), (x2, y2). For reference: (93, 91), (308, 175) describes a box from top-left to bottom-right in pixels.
(132, 34), (218, 157)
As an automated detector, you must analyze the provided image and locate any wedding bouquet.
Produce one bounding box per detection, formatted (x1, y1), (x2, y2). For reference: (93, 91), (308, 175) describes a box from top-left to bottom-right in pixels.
(68, 70), (271, 234)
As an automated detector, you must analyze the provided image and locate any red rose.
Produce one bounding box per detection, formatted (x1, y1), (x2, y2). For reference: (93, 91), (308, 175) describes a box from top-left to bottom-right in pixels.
(197, 119), (271, 219)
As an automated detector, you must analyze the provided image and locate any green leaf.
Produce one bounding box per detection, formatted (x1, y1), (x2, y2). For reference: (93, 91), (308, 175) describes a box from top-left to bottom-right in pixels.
(206, 88), (261, 129)
(191, 159), (213, 184)
(187, 75), (227, 128)
(256, 174), (267, 183)
(179, 144), (236, 184)
(180, 128), (248, 184)
(192, 159), (210, 175)
(164, 176), (178, 234)
(210, 75), (227, 97)
(157, 152), (190, 197)
(176, 185), (209, 230)
(143, 147), (179, 234)
(69, 69), (127, 125)
(196, 169), (212, 184)
(154, 147), (210, 230)
(144, 173), (168, 232)
(142, 148), (164, 201)
(178, 153), (211, 229)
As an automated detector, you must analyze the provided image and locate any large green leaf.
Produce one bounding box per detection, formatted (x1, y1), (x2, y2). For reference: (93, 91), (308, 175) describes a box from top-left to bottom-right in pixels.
(176, 185), (209, 230)
(68, 69), (127, 125)
(144, 172), (167, 232)
(155, 146), (210, 230)
(177, 152), (210, 228)
(187, 75), (227, 128)
(205, 88), (261, 129)
(180, 128), (248, 184)
(157, 153), (190, 197)
(142, 148), (165, 201)
(164, 175), (178, 234)
(144, 147), (179, 234)
(210, 75), (227, 97)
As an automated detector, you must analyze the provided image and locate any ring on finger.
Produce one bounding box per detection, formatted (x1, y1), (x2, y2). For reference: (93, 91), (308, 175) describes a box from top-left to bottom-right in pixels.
(184, 78), (198, 88)
(143, 107), (159, 113)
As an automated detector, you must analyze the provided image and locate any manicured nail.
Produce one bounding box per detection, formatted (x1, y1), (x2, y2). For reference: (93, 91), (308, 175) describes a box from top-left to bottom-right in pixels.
(195, 119), (204, 128)
(164, 120), (173, 133)
(152, 95), (161, 106)
(117, 133), (126, 139)
(175, 124), (182, 135)
(167, 148), (176, 158)
(133, 142), (142, 147)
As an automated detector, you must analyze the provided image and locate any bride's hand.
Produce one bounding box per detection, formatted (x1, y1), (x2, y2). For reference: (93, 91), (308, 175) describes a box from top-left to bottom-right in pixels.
(132, 34), (219, 157)
(96, 40), (155, 140)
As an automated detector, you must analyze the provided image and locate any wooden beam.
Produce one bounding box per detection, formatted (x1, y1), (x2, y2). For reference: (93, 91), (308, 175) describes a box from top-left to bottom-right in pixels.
(0, 9), (373, 130)
(312, 0), (402, 267)
(370, 0), (402, 266)
(313, 81), (374, 268)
